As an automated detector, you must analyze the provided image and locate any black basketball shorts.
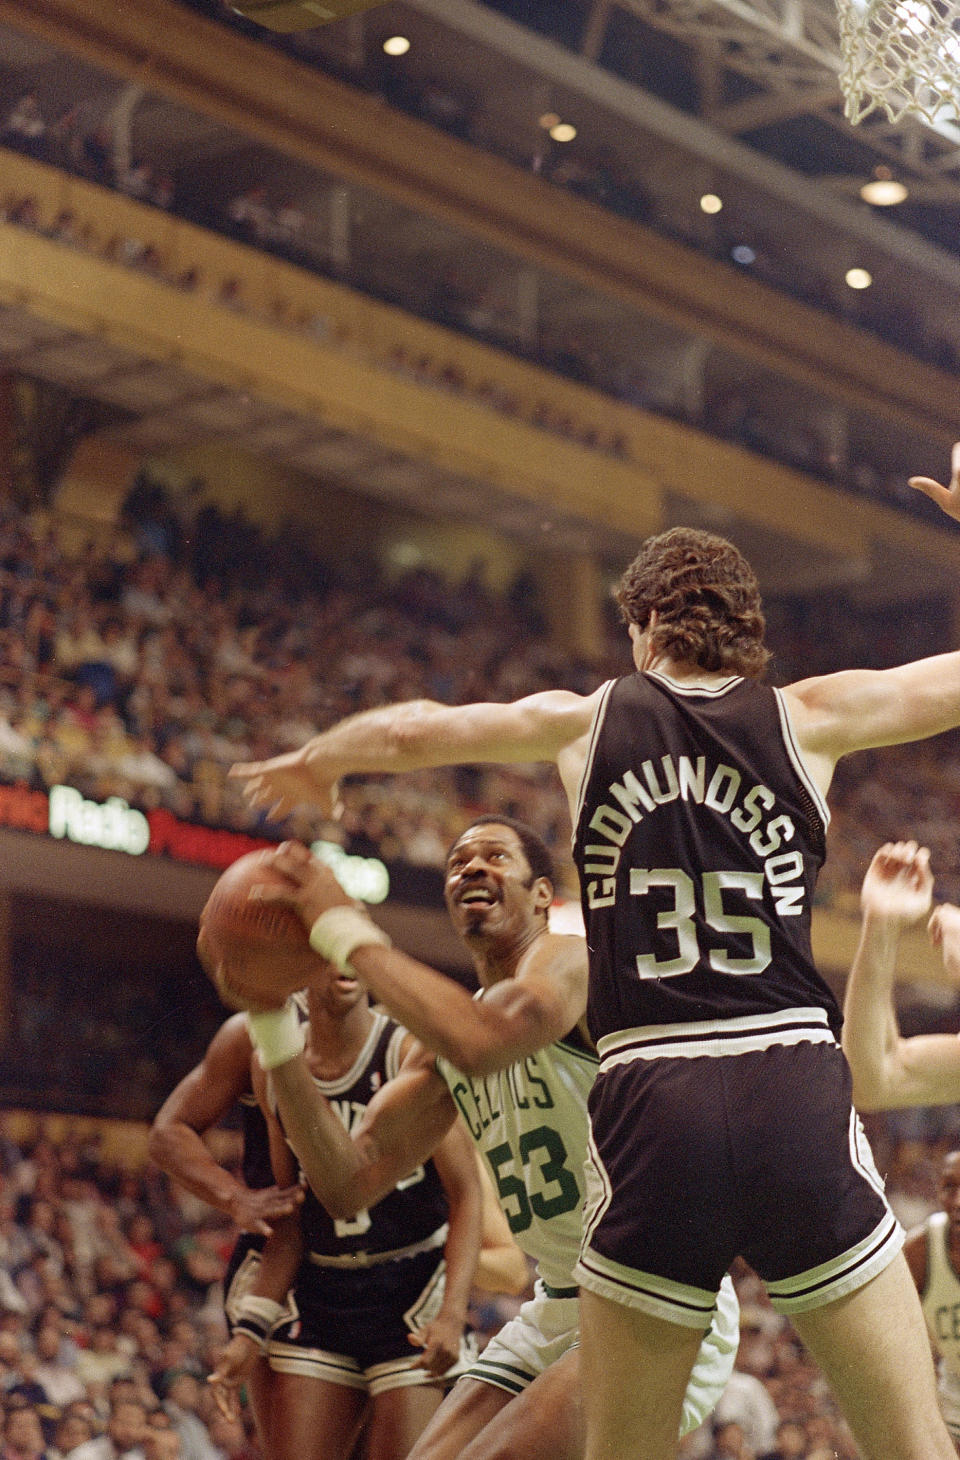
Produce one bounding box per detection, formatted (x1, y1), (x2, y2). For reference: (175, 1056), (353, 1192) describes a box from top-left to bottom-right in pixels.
(267, 1247), (476, 1393)
(575, 1009), (903, 1327)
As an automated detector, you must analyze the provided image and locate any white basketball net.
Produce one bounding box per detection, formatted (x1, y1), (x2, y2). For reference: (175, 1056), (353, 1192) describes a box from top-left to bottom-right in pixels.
(837, 0), (960, 123)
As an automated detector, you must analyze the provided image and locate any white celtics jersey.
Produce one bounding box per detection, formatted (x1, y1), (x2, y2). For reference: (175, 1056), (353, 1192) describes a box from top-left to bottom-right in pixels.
(921, 1211), (960, 1431)
(436, 1022), (598, 1292)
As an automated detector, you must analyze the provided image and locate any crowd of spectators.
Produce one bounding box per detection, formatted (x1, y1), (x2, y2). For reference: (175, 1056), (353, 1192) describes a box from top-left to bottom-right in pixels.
(0, 482), (957, 912)
(0, 1119), (259, 1460)
(0, 83), (945, 523)
(0, 1109), (949, 1460)
(0, 481), (611, 899)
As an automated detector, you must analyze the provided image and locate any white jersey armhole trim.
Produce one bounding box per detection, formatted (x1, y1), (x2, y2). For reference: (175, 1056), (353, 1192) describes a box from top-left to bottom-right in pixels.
(311, 1008), (389, 1097)
(385, 1022), (408, 1082)
(772, 686), (830, 830)
(571, 678), (617, 846)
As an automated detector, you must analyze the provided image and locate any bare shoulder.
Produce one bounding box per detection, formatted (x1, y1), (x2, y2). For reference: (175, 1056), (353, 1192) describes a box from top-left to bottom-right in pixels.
(205, 1011), (255, 1068)
(519, 685), (606, 741)
(784, 648), (960, 762)
(780, 669), (865, 728)
(520, 932), (588, 983)
(502, 933), (589, 1039)
(398, 1035), (448, 1079)
(552, 683), (610, 792)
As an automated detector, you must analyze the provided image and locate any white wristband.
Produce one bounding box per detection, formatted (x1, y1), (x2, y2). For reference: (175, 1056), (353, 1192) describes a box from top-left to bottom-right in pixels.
(246, 1002), (306, 1070)
(308, 906), (392, 974)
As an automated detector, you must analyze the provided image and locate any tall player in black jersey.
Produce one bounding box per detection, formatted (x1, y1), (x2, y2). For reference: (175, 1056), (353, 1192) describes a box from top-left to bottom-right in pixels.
(230, 449), (960, 1460)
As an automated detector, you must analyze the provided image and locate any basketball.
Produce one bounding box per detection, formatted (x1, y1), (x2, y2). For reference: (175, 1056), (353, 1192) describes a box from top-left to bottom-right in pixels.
(199, 849), (318, 1009)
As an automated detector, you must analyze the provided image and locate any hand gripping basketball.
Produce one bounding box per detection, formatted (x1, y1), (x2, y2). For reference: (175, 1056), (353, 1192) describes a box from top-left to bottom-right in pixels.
(198, 849), (321, 1010)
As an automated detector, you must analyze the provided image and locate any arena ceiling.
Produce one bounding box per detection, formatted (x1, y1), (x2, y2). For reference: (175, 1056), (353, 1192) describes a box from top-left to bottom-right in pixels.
(275, 0), (960, 273)
(0, 0), (957, 605)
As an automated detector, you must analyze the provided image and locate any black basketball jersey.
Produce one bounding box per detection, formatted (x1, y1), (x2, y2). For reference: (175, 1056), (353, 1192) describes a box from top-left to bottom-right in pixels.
(296, 1009), (449, 1258)
(572, 670), (840, 1039)
(239, 1094), (275, 1191)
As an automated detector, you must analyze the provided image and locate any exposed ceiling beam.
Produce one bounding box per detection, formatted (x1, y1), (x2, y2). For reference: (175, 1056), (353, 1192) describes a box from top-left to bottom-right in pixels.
(706, 81), (841, 133)
(580, 0), (614, 61)
(408, 0), (960, 290)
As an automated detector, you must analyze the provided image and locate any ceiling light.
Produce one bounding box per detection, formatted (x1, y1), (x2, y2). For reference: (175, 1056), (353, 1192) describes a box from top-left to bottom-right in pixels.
(382, 35), (411, 55)
(845, 267), (873, 289)
(859, 176), (908, 205)
(700, 193), (723, 214)
(538, 112), (561, 130)
(860, 165), (907, 206)
(549, 122), (577, 142)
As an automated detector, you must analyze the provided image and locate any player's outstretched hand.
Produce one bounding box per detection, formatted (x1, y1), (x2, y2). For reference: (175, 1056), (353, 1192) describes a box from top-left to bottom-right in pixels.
(407, 1313), (463, 1378)
(247, 840), (356, 932)
(860, 841), (933, 927)
(928, 903), (960, 984)
(229, 747), (341, 822)
(208, 1335), (258, 1420)
(909, 441), (960, 523)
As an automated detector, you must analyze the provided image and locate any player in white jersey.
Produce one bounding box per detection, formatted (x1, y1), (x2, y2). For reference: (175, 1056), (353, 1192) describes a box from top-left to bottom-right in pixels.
(906, 1153), (960, 1451)
(210, 817), (738, 1460)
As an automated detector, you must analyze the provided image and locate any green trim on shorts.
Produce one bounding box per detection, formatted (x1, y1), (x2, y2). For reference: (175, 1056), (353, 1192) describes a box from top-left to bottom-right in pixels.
(541, 1282), (579, 1299)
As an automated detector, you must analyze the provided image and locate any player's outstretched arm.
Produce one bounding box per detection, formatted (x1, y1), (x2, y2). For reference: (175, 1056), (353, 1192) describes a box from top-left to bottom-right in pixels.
(843, 843), (960, 1109)
(786, 445), (960, 776)
(229, 689), (600, 821)
(909, 441), (960, 523)
(252, 842), (588, 1074)
(148, 1014), (302, 1235)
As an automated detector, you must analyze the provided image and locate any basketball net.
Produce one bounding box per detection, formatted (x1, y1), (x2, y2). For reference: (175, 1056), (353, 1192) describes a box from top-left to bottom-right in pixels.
(836, 0), (960, 123)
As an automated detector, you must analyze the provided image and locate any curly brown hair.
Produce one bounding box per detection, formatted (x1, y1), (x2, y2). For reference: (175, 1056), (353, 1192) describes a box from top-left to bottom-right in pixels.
(615, 527), (770, 678)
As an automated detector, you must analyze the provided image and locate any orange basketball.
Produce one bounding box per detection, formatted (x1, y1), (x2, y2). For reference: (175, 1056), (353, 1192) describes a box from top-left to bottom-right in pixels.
(199, 849), (318, 1009)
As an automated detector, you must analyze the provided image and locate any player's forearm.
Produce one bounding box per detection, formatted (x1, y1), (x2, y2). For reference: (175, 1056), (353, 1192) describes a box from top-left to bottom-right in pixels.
(349, 945), (553, 1075)
(439, 1185), (483, 1325)
(148, 1122), (249, 1215)
(250, 1212), (301, 1302)
(268, 1057), (382, 1218)
(300, 693), (581, 779)
(297, 701), (448, 780)
(474, 1240), (530, 1295)
(842, 916), (908, 1108)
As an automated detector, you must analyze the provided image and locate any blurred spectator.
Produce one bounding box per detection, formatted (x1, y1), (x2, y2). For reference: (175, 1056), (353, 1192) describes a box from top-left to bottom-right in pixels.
(157, 1375), (215, 1460)
(224, 190), (270, 248)
(705, 1420), (755, 1460)
(50, 1410), (93, 1459)
(758, 1419), (809, 1459)
(31, 1327), (85, 1410)
(3, 96), (46, 160)
(68, 1399), (146, 1460)
(1, 1400), (52, 1460)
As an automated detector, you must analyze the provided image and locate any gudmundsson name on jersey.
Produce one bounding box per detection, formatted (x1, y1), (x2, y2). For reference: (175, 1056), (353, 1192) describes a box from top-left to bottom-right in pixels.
(582, 753), (805, 919)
